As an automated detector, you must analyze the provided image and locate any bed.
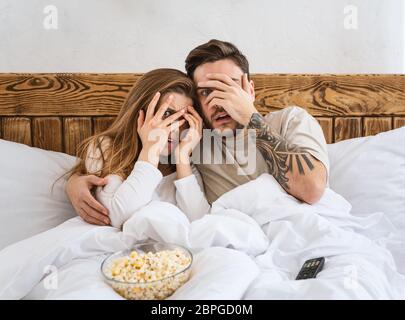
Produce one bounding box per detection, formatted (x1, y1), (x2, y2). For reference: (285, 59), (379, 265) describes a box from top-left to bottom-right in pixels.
(0, 73), (404, 300)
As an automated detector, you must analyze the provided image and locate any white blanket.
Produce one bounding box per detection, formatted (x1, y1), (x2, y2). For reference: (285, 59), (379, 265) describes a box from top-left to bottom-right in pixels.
(1, 174), (404, 300)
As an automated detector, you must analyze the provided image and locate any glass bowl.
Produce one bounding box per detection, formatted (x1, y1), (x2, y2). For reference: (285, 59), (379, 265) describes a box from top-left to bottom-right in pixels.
(101, 242), (192, 300)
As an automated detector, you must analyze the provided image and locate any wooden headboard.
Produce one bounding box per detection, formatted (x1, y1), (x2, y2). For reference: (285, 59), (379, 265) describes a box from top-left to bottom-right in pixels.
(0, 73), (404, 156)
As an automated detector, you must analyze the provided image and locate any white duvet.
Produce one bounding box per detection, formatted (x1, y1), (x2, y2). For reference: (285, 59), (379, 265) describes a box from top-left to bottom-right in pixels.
(1, 174), (404, 300)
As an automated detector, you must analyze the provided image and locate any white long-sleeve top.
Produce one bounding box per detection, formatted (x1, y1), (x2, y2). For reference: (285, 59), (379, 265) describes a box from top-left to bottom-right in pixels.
(85, 138), (210, 228)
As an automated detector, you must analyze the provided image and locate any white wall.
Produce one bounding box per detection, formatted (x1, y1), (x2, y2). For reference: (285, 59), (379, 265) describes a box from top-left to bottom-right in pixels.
(0, 0), (403, 73)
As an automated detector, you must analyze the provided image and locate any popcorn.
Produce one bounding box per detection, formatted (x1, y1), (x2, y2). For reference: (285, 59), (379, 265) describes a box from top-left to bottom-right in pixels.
(103, 247), (192, 300)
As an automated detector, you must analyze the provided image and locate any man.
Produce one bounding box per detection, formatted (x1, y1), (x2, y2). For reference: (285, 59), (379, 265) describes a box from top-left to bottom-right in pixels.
(185, 40), (328, 205)
(66, 39), (329, 225)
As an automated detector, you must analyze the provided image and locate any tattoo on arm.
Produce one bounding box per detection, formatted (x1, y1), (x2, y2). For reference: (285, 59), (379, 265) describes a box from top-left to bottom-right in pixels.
(247, 113), (315, 190)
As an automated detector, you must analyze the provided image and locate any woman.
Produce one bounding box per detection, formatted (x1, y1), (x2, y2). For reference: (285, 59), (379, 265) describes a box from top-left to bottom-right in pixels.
(67, 68), (210, 228)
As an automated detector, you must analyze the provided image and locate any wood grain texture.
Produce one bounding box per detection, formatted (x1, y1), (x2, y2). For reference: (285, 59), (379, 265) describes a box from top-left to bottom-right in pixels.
(334, 117), (362, 142)
(1, 117), (32, 145)
(363, 117), (392, 136)
(1, 73), (405, 153)
(254, 74), (405, 116)
(32, 117), (63, 152)
(93, 117), (116, 134)
(0, 74), (140, 116)
(315, 117), (333, 144)
(394, 117), (405, 129)
(64, 117), (92, 156)
(1, 74), (405, 116)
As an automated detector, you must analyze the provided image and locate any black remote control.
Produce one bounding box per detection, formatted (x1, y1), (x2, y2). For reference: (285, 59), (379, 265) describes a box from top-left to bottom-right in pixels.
(295, 257), (325, 280)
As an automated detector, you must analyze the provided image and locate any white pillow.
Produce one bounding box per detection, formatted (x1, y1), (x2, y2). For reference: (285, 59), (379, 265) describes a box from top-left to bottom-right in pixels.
(327, 127), (405, 229)
(0, 139), (77, 249)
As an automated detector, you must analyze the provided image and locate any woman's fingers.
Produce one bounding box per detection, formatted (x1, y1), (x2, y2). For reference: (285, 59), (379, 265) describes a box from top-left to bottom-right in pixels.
(187, 106), (201, 119)
(154, 94), (173, 120)
(161, 108), (186, 127)
(183, 113), (196, 129)
(167, 119), (186, 133)
(187, 106), (203, 127)
(183, 114), (202, 144)
(145, 92), (161, 121)
(165, 119), (185, 141)
(177, 119), (186, 129)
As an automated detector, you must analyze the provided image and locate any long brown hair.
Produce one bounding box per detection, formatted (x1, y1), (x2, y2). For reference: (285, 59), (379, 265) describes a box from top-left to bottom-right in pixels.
(66, 68), (198, 180)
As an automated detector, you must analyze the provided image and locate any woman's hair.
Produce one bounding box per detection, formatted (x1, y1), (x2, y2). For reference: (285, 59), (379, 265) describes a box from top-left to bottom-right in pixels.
(65, 68), (198, 180)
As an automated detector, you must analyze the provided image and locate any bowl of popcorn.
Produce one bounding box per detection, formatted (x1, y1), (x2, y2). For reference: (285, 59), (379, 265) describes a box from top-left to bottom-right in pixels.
(101, 242), (193, 300)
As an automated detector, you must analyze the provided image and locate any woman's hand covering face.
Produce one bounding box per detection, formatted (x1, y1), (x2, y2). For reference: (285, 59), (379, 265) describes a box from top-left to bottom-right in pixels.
(137, 92), (186, 164)
(175, 105), (203, 162)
